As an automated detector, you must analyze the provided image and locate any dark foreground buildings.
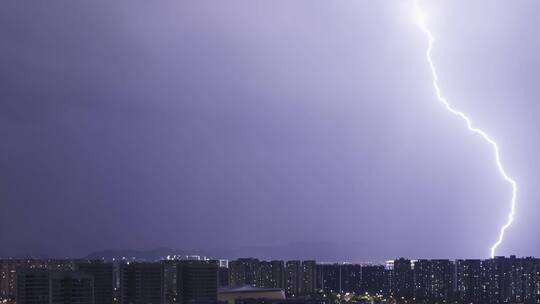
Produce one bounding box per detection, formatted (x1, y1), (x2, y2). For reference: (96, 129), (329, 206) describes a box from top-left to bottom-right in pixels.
(4, 256), (540, 304)
(75, 261), (113, 304)
(386, 256), (540, 304)
(1, 260), (112, 304)
(176, 260), (218, 304)
(119, 262), (162, 304)
(226, 256), (540, 304)
(17, 269), (94, 304)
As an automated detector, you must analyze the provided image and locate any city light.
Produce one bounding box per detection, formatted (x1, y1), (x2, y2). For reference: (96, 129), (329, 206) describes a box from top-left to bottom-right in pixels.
(412, 0), (518, 258)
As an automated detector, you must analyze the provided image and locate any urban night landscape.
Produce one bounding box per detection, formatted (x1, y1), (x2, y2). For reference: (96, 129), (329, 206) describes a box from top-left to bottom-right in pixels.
(1, 1), (539, 304)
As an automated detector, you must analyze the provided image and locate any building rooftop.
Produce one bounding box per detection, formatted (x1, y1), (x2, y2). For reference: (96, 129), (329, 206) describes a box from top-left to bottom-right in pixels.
(219, 286), (283, 294)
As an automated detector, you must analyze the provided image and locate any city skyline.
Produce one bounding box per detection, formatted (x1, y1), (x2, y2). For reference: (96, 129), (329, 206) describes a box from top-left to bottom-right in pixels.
(4, 255), (540, 304)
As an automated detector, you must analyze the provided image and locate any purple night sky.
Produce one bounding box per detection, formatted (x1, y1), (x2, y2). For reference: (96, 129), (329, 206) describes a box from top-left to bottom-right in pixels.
(0, 1), (539, 261)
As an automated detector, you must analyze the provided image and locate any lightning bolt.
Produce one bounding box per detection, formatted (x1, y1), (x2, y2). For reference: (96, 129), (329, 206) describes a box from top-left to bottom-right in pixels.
(412, 0), (517, 258)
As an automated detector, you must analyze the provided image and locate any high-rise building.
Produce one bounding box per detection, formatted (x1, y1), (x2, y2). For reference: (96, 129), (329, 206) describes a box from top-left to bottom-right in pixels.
(285, 261), (301, 297)
(481, 256), (515, 304)
(258, 261), (274, 289)
(2, 259), (85, 303)
(162, 260), (178, 304)
(412, 260), (430, 302)
(507, 256), (525, 304)
(412, 259), (455, 303)
(49, 271), (95, 304)
(428, 259), (455, 303)
(392, 258), (413, 302)
(228, 259), (259, 287)
(300, 261), (316, 294)
(17, 269), (94, 304)
(218, 267), (229, 288)
(2, 260), (48, 302)
(113, 261), (122, 303)
(1, 260), (18, 302)
(119, 262), (162, 304)
(16, 269), (49, 304)
(481, 256), (527, 304)
(176, 260), (218, 304)
(456, 259), (482, 304)
(340, 264), (361, 293)
(360, 265), (389, 296)
(317, 264), (340, 294)
(270, 261), (285, 289)
(522, 257), (540, 304)
(482, 257), (508, 304)
(257, 261), (284, 289)
(75, 261), (113, 304)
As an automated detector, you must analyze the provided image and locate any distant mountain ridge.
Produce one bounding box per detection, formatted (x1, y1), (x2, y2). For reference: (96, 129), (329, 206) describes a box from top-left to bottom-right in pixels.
(85, 247), (208, 261)
(85, 242), (389, 264)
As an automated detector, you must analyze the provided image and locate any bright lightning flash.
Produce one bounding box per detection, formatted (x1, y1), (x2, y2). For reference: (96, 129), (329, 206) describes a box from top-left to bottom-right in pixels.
(413, 0), (518, 258)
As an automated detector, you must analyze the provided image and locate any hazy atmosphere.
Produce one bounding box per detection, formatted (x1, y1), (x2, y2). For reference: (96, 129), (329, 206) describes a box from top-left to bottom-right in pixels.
(1, 1), (539, 261)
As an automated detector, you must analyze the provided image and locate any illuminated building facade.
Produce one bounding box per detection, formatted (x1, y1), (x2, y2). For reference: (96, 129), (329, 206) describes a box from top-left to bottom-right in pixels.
(285, 261), (301, 297)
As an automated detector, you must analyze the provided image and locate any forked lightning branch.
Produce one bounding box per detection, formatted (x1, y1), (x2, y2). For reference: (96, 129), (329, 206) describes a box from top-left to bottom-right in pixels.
(412, 0), (518, 258)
